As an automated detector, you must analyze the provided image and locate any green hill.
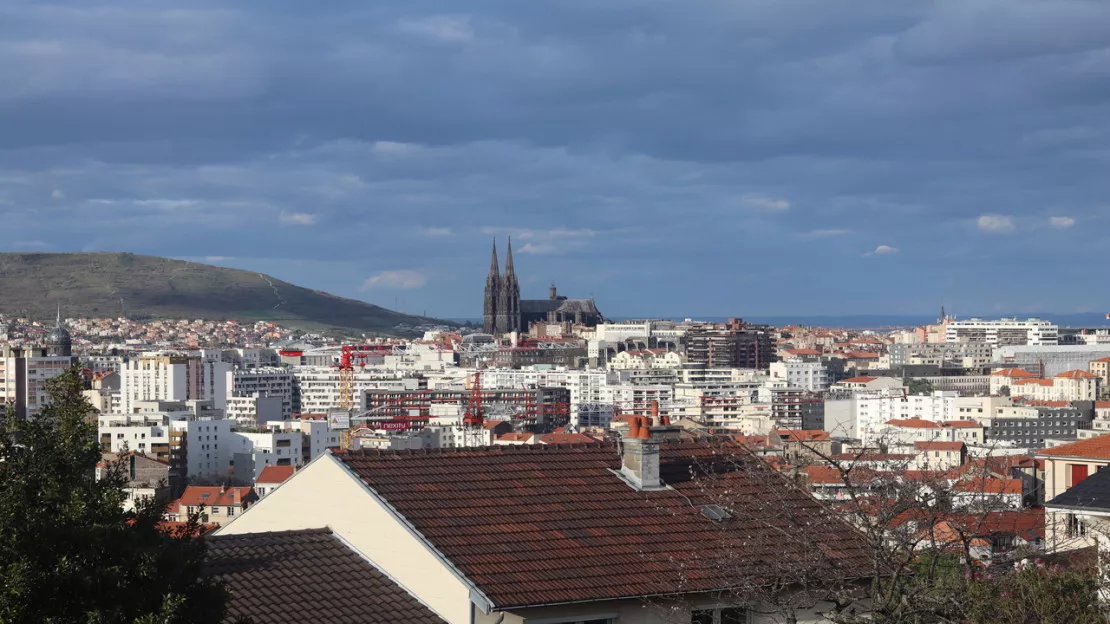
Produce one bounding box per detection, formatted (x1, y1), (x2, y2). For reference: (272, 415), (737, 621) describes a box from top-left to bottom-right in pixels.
(0, 252), (447, 334)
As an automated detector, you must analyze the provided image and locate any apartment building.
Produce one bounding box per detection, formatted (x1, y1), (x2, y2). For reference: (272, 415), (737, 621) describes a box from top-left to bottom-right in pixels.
(684, 319), (775, 370)
(1090, 357), (1110, 388)
(989, 405), (1090, 450)
(293, 367), (422, 414)
(121, 353), (230, 413)
(945, 317), (1058, 347)
(1010, 370), (1101, 402)
(769, 359), (829, 392)
(227, 367), (295, 419)
(0, 345), (76, 418)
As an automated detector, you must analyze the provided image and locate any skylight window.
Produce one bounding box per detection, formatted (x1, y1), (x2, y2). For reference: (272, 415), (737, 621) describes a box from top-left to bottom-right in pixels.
(699, 504), (732, 521)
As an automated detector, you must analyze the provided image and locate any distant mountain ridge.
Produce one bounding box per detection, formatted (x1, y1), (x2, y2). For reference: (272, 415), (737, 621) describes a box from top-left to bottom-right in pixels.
(0, 252), (444, 334)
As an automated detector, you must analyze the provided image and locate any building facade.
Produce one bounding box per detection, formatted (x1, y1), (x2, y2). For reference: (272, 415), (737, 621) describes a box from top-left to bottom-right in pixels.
(945, 318), (1059, 347)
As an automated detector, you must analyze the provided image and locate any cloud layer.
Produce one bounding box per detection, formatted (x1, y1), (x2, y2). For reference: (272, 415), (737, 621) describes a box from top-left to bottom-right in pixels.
(2, 0), (1109, 316)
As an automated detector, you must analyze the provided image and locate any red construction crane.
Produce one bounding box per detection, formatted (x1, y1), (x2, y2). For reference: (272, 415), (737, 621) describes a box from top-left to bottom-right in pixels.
(337, 344), (400, 410)
(463, 371), (483, 428)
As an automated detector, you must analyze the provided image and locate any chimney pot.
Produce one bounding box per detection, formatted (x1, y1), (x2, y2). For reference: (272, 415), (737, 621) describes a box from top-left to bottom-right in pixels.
(627, 419), (642, 439)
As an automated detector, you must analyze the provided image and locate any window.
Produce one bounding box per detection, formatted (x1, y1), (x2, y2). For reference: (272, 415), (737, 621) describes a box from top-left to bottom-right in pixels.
(692, 608), (750, 624)
(1066, 514), (1088, 539)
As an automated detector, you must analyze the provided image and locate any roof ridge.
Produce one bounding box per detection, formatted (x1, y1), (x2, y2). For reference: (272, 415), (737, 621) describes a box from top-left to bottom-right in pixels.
(209, 527), (332, 541)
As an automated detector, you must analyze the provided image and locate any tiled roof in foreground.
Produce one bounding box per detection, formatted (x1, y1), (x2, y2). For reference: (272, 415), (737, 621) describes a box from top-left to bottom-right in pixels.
(206, 528), (444, 624)
(337, 442), (873, 609)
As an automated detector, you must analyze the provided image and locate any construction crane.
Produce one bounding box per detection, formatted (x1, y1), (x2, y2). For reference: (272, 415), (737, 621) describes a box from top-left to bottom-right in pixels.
(336, 344), (399, 410)
(462, 371), (483, 428)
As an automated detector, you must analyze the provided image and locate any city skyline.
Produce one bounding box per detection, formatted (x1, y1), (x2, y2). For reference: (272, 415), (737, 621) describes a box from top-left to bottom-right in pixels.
(3, 0), (1110, 318)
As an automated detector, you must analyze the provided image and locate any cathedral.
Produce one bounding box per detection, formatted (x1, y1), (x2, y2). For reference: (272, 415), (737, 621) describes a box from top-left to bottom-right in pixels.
(483, 239), (604, 335)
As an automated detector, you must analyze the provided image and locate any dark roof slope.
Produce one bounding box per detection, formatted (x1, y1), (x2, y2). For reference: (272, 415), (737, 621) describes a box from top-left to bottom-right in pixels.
(519, 298), (601, 316)
(336, 442), (872, 609)
(206, 529), (444, 624)
(1047, 468), (1110, 511)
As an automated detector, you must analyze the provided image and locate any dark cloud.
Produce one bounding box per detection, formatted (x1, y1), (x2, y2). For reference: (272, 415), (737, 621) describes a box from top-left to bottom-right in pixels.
(1, 0), (1108, 317)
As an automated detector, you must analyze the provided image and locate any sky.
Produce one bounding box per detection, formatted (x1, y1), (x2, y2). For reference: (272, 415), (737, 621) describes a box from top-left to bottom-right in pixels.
(2, 0), (1110, 319)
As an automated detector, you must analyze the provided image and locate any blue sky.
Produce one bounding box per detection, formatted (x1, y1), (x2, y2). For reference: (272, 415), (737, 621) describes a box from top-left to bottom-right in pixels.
(2, 0), (1109, 319)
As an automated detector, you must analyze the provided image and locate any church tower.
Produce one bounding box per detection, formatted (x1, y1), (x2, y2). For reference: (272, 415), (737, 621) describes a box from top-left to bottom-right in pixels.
(45, 304), (72, 357)
(500, 237), (521, 334)
(483, 239), (500, 333)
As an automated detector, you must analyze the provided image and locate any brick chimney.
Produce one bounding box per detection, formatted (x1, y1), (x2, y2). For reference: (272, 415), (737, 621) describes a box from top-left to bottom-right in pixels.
(620, 417), (662, 490)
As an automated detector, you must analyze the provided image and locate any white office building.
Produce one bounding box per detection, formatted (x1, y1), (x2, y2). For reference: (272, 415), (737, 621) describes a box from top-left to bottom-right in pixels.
(945, 318), (1058, 347)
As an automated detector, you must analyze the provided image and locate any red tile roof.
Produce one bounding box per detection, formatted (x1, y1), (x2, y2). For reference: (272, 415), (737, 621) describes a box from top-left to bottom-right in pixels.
(1029, 400), (1072, 407)
(1092, 357), (1110, 363)
(207, 529), (445, 624)
(885, 418), (940, 429)
(535, 433), (599, 445)
(481, 420), (508, 430)
(1014, 378), (1053, 386)
(804, 465), (881, 486)
(952, 477), (1023, 496)
(1057, 369), (1100, 379)
(914, 441), (965, 451)
(256, 465), (296, 485)
(940, 420), (982, 428)
(845, 351), (880, 359)
(174, 486), (257, 508)
(731, 435), (770, 447)
(1038, 434), (1110, 460)
(775, 429), (831, 442)
(840, 376), (878, 383)
(992, 368), (1036, 378)
(495, 433), (533, 442)
(829, 453), (914, 463)
(335, 443), (873, 609)
(784, 349), (822, 356)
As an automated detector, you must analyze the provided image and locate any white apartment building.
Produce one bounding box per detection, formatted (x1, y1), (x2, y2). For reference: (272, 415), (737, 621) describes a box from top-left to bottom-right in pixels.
(229, 430), (304, 483)
(823, 387), (966, 444)
(83, 355), (124, 373)
(225, 396), (285, 425)
(121, 353), (230, 414)
(1011, 370), (1102, 402)
(292, 367), (422, 414)
(381, 343), (458, 372)
(945, 317), (1058, 347)
(0, 346), (74, 418)
(475, 367), (616, 428)
(769, 360), (829, 392)
(607, 349), (686, 370)
(227, 367), (295, 419)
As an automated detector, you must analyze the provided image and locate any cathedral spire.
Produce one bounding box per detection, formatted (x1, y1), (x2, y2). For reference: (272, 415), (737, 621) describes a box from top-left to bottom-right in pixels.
(488, 237), (500, 276)
(56, 303), (61, 327)
(504, 236), (516, 277)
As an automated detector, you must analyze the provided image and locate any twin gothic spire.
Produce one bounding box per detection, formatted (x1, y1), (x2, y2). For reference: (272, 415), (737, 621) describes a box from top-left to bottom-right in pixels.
(484, 237), (521, 334)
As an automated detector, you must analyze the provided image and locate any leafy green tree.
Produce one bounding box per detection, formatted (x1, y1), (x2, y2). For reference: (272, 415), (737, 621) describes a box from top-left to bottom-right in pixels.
(965, 563), (1104, 624)
(905, 378), (935, 396)
(999, 384), (1011, 396)
(0, 365), (231, 623)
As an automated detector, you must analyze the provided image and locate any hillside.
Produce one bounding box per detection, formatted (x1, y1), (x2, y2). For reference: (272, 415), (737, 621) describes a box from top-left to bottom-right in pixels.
(0, 253), (446, 334)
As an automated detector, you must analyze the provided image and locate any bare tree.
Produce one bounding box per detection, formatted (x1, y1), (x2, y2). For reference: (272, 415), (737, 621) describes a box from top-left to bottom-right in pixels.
(642, 433), (1107, 624)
